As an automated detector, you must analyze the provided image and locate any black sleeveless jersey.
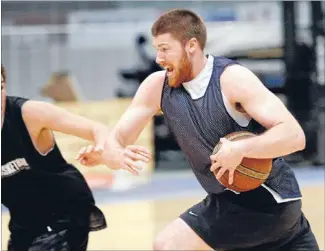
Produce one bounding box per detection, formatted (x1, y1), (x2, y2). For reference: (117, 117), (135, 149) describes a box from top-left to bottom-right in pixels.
(1, 96), (106, 231)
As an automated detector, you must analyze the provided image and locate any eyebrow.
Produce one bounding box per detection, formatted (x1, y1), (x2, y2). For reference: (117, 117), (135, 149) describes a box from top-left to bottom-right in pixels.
(153, 42), (170, 48)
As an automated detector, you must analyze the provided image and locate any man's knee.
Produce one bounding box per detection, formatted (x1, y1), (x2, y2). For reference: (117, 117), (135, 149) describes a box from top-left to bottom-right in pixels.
(153, 234), (170, 251)
(152, 218), (212, 251)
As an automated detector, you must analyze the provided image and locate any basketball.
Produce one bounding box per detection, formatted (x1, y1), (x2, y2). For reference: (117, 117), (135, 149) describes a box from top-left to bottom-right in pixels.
(212, 131), (272, 192)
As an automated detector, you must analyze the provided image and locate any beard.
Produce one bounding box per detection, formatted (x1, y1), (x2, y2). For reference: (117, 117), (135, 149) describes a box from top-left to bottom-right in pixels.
(166, 51), (192, 88)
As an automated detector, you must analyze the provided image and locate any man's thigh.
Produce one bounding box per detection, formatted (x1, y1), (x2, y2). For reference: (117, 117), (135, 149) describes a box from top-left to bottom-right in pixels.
(153, 217), (214, 251)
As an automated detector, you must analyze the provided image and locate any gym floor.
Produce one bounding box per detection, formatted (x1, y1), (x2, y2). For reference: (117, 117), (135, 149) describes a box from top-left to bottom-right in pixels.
(1, 166), (324, 250)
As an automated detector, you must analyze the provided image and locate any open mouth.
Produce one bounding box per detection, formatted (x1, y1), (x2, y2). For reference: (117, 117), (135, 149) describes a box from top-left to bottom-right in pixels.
(165, 66), (174, 76)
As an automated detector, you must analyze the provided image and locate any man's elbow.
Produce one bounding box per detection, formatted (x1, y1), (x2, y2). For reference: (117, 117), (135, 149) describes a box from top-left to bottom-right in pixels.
(294, 127), (306, 151)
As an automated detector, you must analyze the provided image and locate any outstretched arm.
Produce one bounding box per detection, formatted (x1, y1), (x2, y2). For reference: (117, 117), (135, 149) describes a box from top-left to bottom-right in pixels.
(78, 71), (166, 173)
(22, 100), (110, 151)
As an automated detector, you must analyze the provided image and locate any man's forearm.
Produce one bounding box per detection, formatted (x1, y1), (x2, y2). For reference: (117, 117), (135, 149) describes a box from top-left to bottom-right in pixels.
(235, 123), (306, 159)
(91, 124), (110, 143)
(99, 133), (123, 170)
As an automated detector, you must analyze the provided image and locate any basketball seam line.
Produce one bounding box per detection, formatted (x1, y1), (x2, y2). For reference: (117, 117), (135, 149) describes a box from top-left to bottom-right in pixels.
(237, 164), (270, 180)
(213, 132), (270, 180)
(226, 132), (255, 141)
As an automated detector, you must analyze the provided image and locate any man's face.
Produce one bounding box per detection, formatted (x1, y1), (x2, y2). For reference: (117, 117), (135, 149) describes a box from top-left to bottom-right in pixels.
(153, 33), (192, 88)
(1, 74), (6, 129)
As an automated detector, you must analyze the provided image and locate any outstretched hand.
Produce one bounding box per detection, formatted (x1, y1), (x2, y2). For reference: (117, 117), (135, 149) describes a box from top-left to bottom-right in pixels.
(76, 144), (151, 175)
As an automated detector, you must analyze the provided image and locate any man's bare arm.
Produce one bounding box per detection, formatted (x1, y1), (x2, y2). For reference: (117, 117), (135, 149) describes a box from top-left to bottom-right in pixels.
(101, 71), (165, 169)
(221, 64), (305, 159)
(22, 100), (110, 151)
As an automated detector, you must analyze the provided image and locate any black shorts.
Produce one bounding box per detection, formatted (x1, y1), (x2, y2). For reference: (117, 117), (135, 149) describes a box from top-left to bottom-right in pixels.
(180, 188), (319, 251)
(8, 219), (89, 251)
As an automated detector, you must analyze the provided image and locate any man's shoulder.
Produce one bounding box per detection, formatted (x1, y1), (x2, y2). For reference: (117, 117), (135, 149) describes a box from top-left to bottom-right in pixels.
(134, 71), (166, 111)
(6, 96), (37, 124)
(147, 70), (166, 83)
(6, 95), (29, 108)
(140, 70), (166, 91)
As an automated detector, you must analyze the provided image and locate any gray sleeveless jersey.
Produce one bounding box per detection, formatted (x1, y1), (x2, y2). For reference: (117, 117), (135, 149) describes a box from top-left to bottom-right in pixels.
(161, 56), (302, 200)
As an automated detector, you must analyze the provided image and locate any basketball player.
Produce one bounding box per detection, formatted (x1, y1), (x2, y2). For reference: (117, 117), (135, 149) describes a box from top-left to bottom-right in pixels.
(77, 9), (319, 251)
(1, 64), (150, 251)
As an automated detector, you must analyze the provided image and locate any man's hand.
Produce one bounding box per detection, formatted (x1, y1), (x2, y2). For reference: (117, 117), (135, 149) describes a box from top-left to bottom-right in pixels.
(210, 138), (244, 185)
(76, 145), (151, 176)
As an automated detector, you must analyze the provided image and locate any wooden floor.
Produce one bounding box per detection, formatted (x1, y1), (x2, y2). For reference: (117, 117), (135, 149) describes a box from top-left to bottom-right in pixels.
(2, 185), (324, 250)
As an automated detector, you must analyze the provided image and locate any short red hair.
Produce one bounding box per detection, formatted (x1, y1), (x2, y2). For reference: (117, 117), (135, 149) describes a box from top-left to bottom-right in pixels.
(151, 9), (207, 50)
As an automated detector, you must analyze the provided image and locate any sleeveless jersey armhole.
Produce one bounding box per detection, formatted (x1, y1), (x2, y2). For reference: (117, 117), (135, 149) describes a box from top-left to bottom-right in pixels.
(15, 97), (56, 157)
(159, 72), (169, 114)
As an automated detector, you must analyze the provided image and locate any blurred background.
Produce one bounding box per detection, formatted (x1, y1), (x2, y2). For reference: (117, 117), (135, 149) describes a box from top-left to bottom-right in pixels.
(1, 1), (324, 250)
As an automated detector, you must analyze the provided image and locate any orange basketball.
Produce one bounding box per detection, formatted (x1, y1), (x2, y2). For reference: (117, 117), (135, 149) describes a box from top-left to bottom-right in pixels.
(212, 131), (272, 192)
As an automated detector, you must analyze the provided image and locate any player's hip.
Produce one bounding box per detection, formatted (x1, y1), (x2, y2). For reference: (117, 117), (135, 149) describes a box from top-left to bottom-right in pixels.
(180, 192), (303, 249)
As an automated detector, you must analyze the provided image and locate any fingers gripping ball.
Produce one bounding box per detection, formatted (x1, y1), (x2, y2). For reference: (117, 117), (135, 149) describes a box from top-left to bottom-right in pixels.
(212, 131), (272, 192)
